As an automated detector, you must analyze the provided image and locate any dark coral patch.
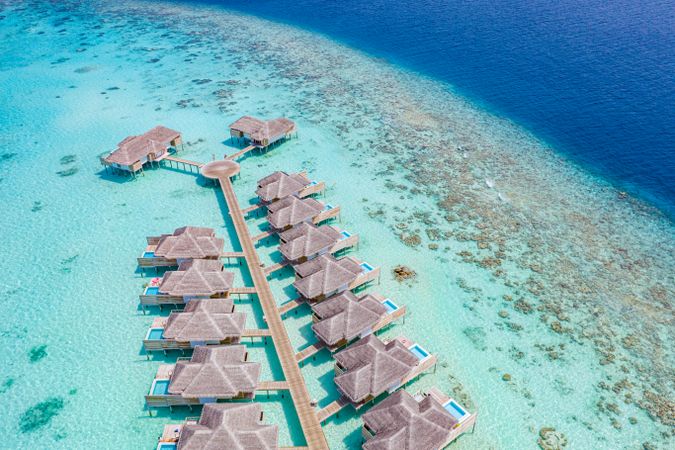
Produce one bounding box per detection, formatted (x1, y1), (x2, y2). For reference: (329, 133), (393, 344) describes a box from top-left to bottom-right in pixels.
(19, 397), (65, 433)
(29, 345), (48, 363)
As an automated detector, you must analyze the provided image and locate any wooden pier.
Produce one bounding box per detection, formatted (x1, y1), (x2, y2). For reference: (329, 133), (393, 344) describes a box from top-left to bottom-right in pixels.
(163, 155), (204, 173)
(226, 145), (256, 161)
(295, 342), (326, 363)
(316, 397), (349, 423)
(264, 261), (289, 275)
(215, 171), (329, 449)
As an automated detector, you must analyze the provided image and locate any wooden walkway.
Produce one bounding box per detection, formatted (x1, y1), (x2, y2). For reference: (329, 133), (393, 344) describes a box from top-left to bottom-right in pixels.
(316, 397), (349, 423)
(242, 328), (272, 338)
(257, 380), (290, 391)
(265, 261), (289, 275)
(163, 155), (204, 173)
(279, 298), (305, 316)
(295, 342), (326, 363)
(221, 251), (245, 258)
(217, 174), (329, 450)
(226, 145), (256, 161)
(230, 287), (257, 295)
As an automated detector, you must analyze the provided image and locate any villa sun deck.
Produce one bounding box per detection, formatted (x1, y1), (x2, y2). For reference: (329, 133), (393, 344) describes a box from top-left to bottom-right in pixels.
(316, 335), (437, 423)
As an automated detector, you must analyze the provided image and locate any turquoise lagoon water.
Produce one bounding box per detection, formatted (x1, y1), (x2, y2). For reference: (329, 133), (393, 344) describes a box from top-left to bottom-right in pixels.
(0, 1), (673, 449)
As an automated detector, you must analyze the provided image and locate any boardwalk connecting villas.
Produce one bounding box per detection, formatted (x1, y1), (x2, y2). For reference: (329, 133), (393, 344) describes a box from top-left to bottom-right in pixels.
(107, 118), (476, 450)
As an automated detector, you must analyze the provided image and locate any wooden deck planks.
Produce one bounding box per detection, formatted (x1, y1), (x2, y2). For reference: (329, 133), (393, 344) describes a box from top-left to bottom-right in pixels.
(217, 175), (328, 450)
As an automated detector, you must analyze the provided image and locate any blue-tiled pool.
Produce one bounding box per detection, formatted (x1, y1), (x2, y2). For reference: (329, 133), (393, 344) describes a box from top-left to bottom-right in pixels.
(360, 262), (374, 272)
(443, 400), (468, 422)
(308, 180), (318, 186)
(147, 328), (164, 340)
(143, 251), (155, 258)
(341, 230), (351, 239)
(157, 443), (177, 450)
(382, 298), (399, 313)
(152, 379), (170, 395)
(145, 286), (160, 295)
(324, 203), (333, 210)
(409, 344), (429, 360)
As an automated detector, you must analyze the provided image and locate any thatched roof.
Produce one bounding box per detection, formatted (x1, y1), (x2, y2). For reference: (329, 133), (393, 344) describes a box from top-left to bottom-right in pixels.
(279, 223), (342, 262)
(311, 292), (387, 346)
(362, 390), (457, 450)
(229, 116), (265, 135)
(172, 226), (215, 237)
(163, 299), (245, 343)
(155, 234), (224, 259)
(104, 125), (180, 166)
(159, 260), (234, 296)
(169, 345), (260, 398)
(333, 335), (419, 404)
(266, 196), (324, 230)
(256, 171), (310, 203)
(292, 255), (362, 300)
(178, 403), (278, 450)
(229, 116), (295, 143)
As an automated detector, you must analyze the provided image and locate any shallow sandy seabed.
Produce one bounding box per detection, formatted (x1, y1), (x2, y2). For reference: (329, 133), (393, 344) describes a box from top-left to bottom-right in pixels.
(0, 1), (673, 449)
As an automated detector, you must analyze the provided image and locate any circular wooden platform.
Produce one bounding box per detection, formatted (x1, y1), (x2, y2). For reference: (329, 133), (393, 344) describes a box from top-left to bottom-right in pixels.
(200, 160), (240, 179)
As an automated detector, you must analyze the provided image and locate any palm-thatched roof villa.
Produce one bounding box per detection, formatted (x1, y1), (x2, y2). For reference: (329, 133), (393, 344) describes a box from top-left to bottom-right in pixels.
(140, 259), (234, 307)
(256, 171), (312, 204)
(139, 227), (225, 268)
(101, 125), (182, 176)
(292, 255), (380, 302)
(333, 335), (437, 408)
(146, 345), (260, 408)
(266, 195), (326, 232)
(279, 222), (358, 264)
(229, 116), (296, 149)
(311, 291), (406, 351)
(361, 388), (477, 450)
(143, 298), (246, 352)
(157, 403), (278, 450)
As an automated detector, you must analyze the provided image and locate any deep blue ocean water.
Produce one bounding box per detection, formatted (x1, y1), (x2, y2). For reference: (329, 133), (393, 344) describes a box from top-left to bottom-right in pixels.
(190, 0), (675, 216)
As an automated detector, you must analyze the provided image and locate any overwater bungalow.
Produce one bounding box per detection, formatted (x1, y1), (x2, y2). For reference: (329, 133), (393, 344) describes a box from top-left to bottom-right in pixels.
(279, 222), (359, 264)
(256, 171), (314, 204)
(334, 335), (436, 408)
(146, 226), (215, 246)
(292, 255), (380, 302)
(361, 388), (477, 450)
(266, 196), (326, 232)
(146, 345), (260, 408)
(143, 298), (246, 352)
(229, 116), (296, 149)
(101, 125), (182, 176)
(156, 403), (278, 450)
(140, 259), (234, 307)
(139, 229), (225, 268)
(311, 292), (406, 352)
